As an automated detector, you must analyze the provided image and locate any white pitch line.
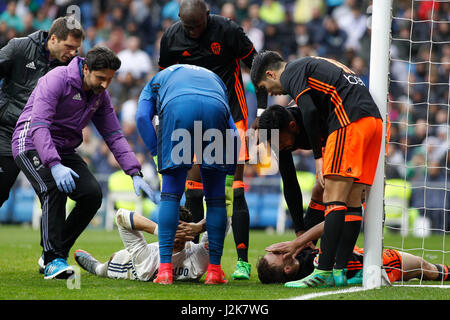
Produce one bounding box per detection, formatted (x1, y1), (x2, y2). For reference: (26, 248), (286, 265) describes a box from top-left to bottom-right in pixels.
(284, 284), (450, 300)
(392, 284), (450, 289)
(283, 286), (370, 300)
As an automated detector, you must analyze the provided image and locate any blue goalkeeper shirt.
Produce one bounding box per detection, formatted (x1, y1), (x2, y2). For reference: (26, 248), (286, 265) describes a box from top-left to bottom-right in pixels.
(136, 64), (236, 157)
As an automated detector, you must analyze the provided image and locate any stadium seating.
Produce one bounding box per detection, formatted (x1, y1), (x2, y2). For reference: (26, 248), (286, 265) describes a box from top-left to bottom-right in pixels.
(384, 179), (414, 236)
(0, 190), (13, 223)
(277, 171), (316, 233)
(246, 192), (261, 228)
(259, 193), (281, 228)
(11, 187), (35, 223)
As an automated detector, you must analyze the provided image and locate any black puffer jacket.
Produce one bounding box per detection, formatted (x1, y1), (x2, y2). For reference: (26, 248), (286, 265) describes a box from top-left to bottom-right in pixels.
(0, 30), (68, 156)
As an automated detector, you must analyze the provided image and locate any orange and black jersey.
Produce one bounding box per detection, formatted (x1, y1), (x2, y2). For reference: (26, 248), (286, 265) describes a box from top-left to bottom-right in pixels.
(296, 247), (365, 280)
(159, 14), (265, 123)
(295, 248), (318, 281)
(280, 56), (382, 146)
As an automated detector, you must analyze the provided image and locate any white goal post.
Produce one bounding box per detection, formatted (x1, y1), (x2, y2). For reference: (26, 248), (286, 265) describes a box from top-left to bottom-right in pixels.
(363, 0), (392, 289)
(364, 0), (450, 289)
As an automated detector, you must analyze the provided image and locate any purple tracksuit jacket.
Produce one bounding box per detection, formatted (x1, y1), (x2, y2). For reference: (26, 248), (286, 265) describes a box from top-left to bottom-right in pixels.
(12, 56), (141, 175)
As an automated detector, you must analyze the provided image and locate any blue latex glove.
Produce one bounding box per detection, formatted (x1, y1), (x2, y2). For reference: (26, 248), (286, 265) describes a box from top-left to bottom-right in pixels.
(50, 163), (79, 193)
(132, 175), (158, 204)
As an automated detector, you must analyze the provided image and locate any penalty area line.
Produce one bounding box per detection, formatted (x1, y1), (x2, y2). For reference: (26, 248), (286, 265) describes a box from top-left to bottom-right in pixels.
(283, 286), (369, 300)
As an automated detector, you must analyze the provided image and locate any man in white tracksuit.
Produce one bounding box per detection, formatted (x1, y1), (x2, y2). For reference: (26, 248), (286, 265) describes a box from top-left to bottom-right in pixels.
(74, 207), (213, 282)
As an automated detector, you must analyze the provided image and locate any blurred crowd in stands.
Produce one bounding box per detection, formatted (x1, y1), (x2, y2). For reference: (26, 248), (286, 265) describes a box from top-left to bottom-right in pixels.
(0, 0), (449, 230)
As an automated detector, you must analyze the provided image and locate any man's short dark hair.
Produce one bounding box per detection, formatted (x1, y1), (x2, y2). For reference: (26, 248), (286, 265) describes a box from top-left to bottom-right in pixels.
(250, 50), (284, 88)
(256, 255), (297, 284)
(258, 104), (293, 142)
(179, 206), (193, 223)
(48, 16), (85, 40)
(84, 46), (121, 71)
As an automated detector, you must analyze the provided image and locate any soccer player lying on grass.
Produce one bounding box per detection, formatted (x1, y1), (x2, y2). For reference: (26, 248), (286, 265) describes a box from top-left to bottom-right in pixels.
(257, 221), (450, 285)
(74, 207), (215, 282)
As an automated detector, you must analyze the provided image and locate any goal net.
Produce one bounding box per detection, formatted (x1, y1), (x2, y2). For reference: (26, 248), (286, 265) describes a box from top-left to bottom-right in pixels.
(380, 0), (449, 286)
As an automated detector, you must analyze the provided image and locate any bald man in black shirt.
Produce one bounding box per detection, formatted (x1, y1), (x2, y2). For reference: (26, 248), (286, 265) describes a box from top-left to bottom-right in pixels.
(158, 0), (267, 280)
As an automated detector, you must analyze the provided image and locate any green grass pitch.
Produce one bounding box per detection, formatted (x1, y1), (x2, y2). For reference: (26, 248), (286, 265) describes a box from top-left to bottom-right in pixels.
(0, 224), (449, 301)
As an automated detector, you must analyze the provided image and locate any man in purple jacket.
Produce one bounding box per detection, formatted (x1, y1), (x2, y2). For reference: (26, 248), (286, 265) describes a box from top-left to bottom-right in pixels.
(12, 46), (156, 280)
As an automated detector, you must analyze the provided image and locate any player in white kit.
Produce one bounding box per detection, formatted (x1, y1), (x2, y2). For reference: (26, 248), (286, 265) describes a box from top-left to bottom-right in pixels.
(74, 207), (214, 282)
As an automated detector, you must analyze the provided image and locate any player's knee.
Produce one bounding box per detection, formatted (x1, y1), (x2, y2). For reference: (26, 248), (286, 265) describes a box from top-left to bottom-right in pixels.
(187, 164), (202, 181)
(83, 182), (103, 210)
(347, 184), (365, 207)
(185, 188), (204, 199)
(311, 181), (324, 201)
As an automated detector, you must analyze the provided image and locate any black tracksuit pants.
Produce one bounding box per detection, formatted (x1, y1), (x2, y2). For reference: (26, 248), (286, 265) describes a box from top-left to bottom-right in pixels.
(15, 151), (102, 265)
(0, 155), (21, 207)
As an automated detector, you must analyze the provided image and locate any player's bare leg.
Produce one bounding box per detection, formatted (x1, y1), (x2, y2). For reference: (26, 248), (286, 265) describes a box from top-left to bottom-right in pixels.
(400, 252), (449, 281)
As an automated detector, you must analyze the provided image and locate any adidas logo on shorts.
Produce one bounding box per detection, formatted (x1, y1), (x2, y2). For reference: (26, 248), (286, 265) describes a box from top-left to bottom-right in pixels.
(72, 93), (82, 101)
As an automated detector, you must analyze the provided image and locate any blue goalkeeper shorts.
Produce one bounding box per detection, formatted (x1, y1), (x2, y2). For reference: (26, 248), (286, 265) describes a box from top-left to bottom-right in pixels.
(157, 94), (234, 173)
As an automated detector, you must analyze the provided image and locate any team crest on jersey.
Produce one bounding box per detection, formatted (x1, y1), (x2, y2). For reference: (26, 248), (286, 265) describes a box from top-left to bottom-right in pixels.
(210, 42), (221, 55)
(32, 156), (40, 167)
(32, 156), (44, 171)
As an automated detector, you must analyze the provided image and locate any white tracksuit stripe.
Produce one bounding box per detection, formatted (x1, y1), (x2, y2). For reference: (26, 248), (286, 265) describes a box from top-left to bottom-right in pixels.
(18, 153), (51, 251)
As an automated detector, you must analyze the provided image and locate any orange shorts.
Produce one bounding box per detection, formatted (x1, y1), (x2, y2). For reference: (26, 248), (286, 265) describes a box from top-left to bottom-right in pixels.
(352, 247), (403, 283)
(235, 119), (249, 162)
(323, 116), (382, 185)
(386, 115), (391, 154)
(382, 249), (403, 283)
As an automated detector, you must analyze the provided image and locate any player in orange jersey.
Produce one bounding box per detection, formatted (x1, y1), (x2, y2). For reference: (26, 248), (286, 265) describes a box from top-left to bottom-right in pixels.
(258, 221), (450, 286)
(253, 51), (385, 288)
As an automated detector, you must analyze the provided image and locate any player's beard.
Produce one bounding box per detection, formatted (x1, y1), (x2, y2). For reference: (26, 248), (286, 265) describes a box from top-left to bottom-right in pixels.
(85, 74), (105, 95)
(91, 86), (105, 95)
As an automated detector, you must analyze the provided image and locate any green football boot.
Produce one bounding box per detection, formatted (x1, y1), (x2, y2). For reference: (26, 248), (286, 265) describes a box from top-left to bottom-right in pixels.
(333, 268), (348, 287)
(285, 268), (334, 288)
(347, 269), (363, 285)
(231, 259), (251, 280)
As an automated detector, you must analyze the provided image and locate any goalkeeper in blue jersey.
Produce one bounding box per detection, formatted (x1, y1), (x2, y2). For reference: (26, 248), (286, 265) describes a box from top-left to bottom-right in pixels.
(136, 64), (239, 284)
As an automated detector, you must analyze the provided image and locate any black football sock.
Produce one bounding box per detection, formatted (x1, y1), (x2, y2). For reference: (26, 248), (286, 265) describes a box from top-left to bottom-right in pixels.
(317, 201), (347, 271)
(334, 206), (363, 270)
(184, 188), (204, 243)
(434, 264), (450, 281)
(304, 199), (325, 245)
(232, 187), (249, 262)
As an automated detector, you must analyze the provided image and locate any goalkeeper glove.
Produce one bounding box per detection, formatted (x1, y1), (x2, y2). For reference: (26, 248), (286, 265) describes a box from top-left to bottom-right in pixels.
(225, 174), (234, 217)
